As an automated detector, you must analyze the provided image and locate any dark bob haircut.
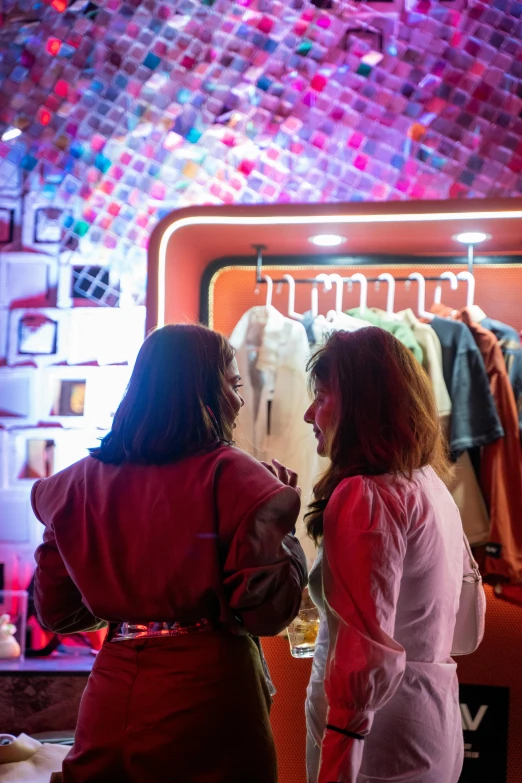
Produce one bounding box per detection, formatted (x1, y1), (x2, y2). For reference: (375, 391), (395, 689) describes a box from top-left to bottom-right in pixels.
(92, 324), (236, 465)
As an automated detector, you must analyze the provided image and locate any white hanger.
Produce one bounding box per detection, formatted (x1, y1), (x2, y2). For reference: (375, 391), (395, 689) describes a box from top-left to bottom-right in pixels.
(433, 271), (458, 304)
(408, 272), (433, 320)
(262, 274), (273, 310)
(282, 274), (303, 321)
(348, 273), (368, 313)
(311, 273), (332, 318)
(377, 273), (396, 315)
(327, 273), (344, 318)
(456, 271), (475, 308)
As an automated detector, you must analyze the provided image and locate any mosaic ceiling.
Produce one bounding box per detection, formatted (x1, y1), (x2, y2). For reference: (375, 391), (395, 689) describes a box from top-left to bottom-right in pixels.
(0, 0), (522, 300)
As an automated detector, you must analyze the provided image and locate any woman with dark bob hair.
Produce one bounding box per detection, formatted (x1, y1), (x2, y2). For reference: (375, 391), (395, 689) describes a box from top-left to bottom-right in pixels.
(302, 327), (464, 783)
(31, 324), (307, 783)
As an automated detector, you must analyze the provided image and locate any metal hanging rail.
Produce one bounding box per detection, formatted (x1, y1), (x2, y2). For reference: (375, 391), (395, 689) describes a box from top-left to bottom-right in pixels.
(252, 245), (464, 286)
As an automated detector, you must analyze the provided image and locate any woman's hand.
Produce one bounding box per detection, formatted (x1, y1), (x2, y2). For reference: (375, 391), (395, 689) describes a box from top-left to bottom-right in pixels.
(261, 459), (301, 497)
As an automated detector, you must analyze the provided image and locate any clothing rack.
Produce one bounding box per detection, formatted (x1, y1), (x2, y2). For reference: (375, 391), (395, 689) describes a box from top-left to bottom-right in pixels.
(252, 245), (466, 286)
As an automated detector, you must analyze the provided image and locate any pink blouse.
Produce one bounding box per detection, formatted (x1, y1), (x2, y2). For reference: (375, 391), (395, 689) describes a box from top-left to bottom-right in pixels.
(307, 468), (464, 783)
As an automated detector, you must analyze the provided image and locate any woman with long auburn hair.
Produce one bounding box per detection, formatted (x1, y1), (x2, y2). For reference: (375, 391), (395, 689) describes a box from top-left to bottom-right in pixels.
(31, 323), (307, 783)
(302, 327), (464, 783)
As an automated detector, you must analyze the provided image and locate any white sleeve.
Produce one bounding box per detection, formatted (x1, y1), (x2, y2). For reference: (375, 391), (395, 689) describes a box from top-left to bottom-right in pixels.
(318, 476), (407, 783)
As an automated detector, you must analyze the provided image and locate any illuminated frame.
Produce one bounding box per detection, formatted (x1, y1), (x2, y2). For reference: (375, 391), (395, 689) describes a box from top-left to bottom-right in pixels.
(155, 207), (522, 327)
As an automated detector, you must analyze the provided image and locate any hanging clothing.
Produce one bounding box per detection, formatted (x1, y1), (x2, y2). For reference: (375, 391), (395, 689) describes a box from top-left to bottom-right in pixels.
(428, 315), (503, 458)
(511, 351), (522, 438)
(302, 310), (320, 346)
(463, 307), (522, 439)
(443, 439), (490, 546)
(457, 309), (522, 583)
(309, 315), (334, 348)
(302, 311), (370, 347)
(393, 308), (451, 417)
(480, 317), (522, 440)
(432, 304), (522, 581)
(392, 308), (486, 544)
(305, 469), (464, 783)
(325, 311), (372, 333)
(230, 305), (324, 565)
(347, 307), (424, 364)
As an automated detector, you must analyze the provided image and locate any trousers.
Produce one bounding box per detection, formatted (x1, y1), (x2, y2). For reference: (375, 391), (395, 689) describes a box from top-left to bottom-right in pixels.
(63, 630), (276, 783)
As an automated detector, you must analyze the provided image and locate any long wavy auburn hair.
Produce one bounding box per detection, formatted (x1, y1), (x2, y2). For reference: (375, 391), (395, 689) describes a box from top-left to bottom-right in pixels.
(92, 324), (236, 465)
(305, 327), (452, 542)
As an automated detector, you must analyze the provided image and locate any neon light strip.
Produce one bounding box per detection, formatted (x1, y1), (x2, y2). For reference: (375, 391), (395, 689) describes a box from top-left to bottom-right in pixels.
(157, 209), (522, 326)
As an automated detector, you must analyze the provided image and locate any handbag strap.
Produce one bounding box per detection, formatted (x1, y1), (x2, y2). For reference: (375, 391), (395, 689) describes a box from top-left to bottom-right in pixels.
(462, 532), (482, 583)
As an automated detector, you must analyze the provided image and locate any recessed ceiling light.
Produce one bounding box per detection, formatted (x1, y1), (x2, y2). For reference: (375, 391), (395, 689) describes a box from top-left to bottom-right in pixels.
(309, 234), (347, 247)
(453, 231), (490, 244)
(1, 127), (22, 142)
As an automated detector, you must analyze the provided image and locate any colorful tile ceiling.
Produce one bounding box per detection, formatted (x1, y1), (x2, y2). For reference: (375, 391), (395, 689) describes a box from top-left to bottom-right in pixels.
(1, 0), (522, 300)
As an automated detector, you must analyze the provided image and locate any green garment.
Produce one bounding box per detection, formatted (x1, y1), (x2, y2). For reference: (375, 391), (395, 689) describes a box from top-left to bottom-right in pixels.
(347, 307), (424, 364)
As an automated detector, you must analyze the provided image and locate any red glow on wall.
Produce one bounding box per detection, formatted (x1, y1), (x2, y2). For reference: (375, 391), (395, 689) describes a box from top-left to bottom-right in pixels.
(54, 80), (68, 97)
(46, 38), (61, 55)
(51, 0), (67, 11)
(39, 109), (51, 126)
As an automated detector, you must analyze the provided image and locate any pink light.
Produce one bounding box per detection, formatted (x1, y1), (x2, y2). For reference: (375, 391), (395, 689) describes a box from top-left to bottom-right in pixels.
(54, 80), (68, 97)
(46, 38), (61, 56)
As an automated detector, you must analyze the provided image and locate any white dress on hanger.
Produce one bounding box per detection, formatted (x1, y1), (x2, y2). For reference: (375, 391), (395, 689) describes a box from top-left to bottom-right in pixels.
(230, 305), (323, 565)
(306, 468), (464, 783)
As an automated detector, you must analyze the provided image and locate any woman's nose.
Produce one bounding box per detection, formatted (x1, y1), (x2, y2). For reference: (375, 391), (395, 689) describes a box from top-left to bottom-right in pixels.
(304, 404), (314, 424)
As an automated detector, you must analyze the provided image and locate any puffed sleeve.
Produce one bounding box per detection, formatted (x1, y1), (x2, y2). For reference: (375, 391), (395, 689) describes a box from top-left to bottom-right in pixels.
(217, 449), (308, 637)
(318, 476), (407, 783)
(32, 480), (107, 634)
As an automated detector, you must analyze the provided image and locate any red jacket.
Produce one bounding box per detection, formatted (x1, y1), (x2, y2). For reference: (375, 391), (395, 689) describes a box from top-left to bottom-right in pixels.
(32, 445), (307, 637)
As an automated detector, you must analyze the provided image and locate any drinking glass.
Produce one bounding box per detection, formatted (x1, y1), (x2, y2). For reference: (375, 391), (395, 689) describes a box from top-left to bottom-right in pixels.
(287, 590), (320, 658)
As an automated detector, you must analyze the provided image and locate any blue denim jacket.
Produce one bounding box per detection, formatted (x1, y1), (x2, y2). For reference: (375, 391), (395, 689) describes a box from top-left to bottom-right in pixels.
(430, 317), (504, 458)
